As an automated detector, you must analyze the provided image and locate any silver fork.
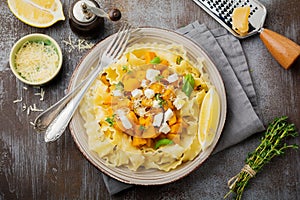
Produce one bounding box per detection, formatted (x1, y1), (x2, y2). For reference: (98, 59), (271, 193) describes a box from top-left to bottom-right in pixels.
(34, 23), (132, 142)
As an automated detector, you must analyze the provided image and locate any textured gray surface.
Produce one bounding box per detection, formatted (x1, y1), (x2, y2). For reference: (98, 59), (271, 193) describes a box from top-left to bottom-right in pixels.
(0, 0), (299, 199)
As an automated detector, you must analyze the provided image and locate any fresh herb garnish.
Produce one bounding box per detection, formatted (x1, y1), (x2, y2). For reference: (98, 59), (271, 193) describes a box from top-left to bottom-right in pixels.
(224, 116), (299, 200)
(176, 56), (183, 65)
(155, 93), (166, 107)
(115, 81), (124, 90)
(105, 114), (116, 127)
(154, 138), (174, 149)
(139, 125), (146, 131)
(155, 93), (161, 100)
(182, 74), (195, 97)
(155, 74), (164, 82)
(18, 72), (27, 80)
(43, 39), (52, 46)
(122, 65), (130, 72)
(150, 56), (161, 64)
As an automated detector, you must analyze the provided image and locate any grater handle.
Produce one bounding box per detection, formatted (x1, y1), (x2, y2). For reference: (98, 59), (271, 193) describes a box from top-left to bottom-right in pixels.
(260, 28), (300, 69)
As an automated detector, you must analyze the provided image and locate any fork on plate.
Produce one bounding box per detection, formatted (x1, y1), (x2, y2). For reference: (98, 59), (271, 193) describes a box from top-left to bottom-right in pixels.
(34, 22), (132, 142)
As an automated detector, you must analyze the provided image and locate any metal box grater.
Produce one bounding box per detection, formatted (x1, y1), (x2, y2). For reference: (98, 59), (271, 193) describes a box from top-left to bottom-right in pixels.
(192, 0), (267, 39)
(192, 0), (300, 69)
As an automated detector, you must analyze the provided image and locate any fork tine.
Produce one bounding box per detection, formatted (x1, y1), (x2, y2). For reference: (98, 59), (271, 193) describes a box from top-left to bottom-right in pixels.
(106, 23), (129, 55)
(105, 23), (127, 55)
(107, 23), (131, 57)
(110, 24), (132, 59)
(112, 31), (130, 59)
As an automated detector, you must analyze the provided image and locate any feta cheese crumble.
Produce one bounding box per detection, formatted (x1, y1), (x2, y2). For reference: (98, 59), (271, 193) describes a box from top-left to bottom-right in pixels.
(144, 89), (155, 99)
(131, 89), (143, 98)
(167, 73), (179, 83)
(159, 122), (171, 134)
(173, 98), (186, 110)
(153, 112), (164, 127)
(146, 69), (160, 82)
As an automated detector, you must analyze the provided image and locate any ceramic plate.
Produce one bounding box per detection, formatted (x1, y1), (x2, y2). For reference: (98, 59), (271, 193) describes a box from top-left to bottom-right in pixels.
(69, 27), (227, 185)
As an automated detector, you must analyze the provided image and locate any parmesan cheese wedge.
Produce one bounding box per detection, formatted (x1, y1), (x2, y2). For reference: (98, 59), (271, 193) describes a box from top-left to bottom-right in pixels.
(232, 6), (251, 36)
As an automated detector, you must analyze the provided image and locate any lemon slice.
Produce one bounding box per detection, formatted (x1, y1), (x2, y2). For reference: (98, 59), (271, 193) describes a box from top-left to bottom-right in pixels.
(7, 0), (65, 28)
(198, 87), (220, 150)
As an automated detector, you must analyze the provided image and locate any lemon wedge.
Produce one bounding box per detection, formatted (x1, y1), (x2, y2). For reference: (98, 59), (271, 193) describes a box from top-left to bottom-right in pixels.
(232, 6), (250, 36)
(7, 0), (65, 28)
(198, 87), (220, 150)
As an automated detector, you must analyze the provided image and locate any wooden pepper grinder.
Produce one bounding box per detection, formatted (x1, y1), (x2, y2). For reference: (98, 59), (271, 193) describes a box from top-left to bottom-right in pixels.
(69, 0), (121, 38)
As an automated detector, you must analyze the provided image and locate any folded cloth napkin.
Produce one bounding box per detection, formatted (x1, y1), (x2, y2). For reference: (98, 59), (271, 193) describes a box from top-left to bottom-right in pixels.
(102, 21), (265, 195)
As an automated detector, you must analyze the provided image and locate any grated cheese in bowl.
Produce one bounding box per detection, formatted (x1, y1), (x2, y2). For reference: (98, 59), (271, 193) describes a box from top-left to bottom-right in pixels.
(10, 34), (63, 85)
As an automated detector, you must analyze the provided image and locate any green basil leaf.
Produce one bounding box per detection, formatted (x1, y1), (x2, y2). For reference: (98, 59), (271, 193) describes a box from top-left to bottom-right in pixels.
(182, 74), (195, 97)
(150, 56), (161, 64)
(182, 82), (193, 97)
(154, 138), (174, 149)
(183, 74), (195, 86)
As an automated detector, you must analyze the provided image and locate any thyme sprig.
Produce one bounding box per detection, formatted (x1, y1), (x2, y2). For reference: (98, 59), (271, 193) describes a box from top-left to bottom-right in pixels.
(224, 116), (298, 200)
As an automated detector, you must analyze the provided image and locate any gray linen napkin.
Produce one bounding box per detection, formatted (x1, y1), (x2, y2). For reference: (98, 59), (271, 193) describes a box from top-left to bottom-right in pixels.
(102, 21), (265, 195)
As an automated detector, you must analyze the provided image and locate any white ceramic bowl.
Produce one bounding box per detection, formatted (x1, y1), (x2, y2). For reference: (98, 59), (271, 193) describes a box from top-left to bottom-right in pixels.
(69, 27), (227, 185)
(9, 33), (63, 85)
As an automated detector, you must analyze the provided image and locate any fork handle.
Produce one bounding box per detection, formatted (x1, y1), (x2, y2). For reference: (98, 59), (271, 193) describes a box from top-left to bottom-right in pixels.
(260, 28), (300, 69)
(43, 61), (104, 142)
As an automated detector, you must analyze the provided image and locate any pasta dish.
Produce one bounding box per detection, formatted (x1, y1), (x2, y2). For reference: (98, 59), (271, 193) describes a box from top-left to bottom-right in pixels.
(79, 43), (216, 171)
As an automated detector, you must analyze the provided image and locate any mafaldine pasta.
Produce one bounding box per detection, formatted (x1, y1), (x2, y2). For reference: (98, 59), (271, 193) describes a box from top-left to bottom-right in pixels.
(79, 43), (215, 171)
